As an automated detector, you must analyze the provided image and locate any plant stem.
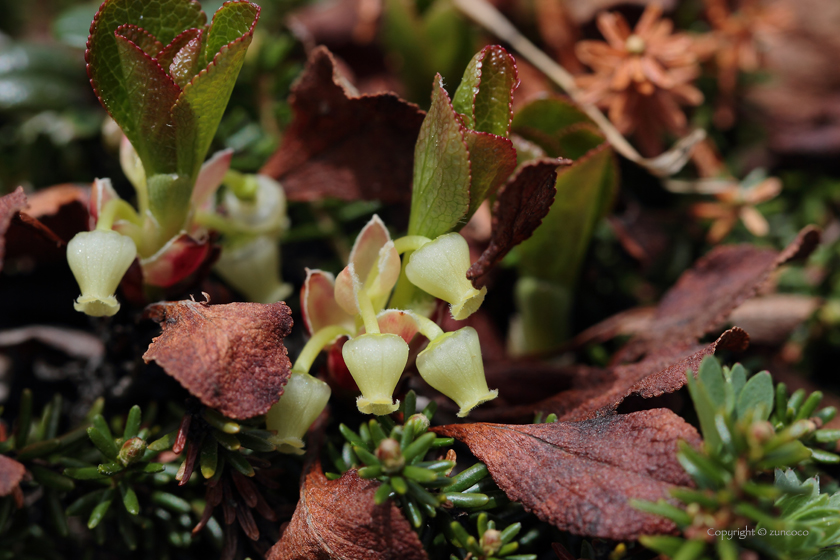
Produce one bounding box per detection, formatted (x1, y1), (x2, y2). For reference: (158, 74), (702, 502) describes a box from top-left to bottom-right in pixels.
(293, 325), (355, 374)
(357, 285), (381, 334)
(96, 199), (141, 231)
(411, 312), (444, 341)
(394, 236), (431, 254)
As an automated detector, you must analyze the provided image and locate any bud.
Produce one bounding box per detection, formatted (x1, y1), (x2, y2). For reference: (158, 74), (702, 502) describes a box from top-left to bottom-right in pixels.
(480, 529), (503, 555)
(118, 437), (147, 467)
(749, 421), (775, 444)
(407, 413), (430, 435)
(416, 327), (498, 417)
(405, 233), (487, 320)
(342, 333), (409, 415)
(67, 229), (137, 316)
(266, 373), (331, 454)
(214, 236), (292, 303)
(376, 438), (405, 474)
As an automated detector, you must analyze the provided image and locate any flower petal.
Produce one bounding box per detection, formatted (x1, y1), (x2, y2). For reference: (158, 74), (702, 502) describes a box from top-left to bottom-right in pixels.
(348, 214), (391, 283)
(192, 148), (234, 211)
(301, 268), (355, 335)
(140, 232), (210, 287)
(334, 262), (363, 315)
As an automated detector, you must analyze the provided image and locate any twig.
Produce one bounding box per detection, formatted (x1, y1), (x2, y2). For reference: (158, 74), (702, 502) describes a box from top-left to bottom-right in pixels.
(453, 0), (705, 177)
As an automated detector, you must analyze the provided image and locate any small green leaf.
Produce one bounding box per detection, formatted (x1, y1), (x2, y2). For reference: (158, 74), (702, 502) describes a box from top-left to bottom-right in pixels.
(737, 371), (774, 421)
(697, 356), (725, 408)
(30, 466), (75, 492)
(200, 438), (218, 479)
(123, 405), (142, 440)
(685, 371), (723, 452)
(119, 482), (140, 515)
(15, 388), (33, 450)
(151, 491), (191, 514)
(87, 489), (115, 529)
(88, 415), (119, 460)
(408, 75), (471, 238)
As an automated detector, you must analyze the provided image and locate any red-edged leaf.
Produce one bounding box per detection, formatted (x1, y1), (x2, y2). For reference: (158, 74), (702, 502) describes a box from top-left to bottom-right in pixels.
(260, 47), (425, 204)
(463, 131), (517, 218)
(452, 45), (519, 137)
(113, 28), (181, 174)
(143, 299), (293, 419)
(114, 24), (164, 56)
(433, 408), (700, 540)
(266, 463), (428, 560)
(467, 159), (565, 287)
(155, 27), (204, 71)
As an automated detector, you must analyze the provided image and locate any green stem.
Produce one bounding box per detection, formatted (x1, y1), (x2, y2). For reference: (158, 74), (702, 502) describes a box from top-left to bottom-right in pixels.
(357, 286), (381, 334)
(394, 236), (431, 254)
(292, 325), (355, 374)
(193, 211), (242, 237)
(224, 170), (258, 201)
(96, 199), (141, 231)
(411, 313), (444, 341)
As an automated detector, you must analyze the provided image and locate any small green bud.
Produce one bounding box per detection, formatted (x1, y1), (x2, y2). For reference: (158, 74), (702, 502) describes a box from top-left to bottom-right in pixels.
(118, 437), (147, 467)
(407, 413), (430, 434)
(406, 233), (487, 320)
(480, 529), (502, 555)
(749, 421), (775, 443)
(376, 438), (405, 474)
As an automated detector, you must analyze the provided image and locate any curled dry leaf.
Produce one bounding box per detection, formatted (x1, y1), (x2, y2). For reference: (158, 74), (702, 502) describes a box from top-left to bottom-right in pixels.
(434, 408), (699, 540)
(467, 158), (566, 287)
(0, 186), (77, 272)
(267, 463), (428, 560)
(260, 47), (425, 203)
(143, 299), (293, 419)
(616, 226), (820, 363)
(0, 455), (26, 497)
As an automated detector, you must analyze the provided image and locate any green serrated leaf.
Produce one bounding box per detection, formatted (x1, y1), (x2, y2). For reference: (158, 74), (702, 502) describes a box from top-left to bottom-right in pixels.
(86, 0), (206, 169)
(737, 371), (774, 421)
(171, 6), (256, 181)
(408, 74), (471, 238)
(204, 1), (257, 64)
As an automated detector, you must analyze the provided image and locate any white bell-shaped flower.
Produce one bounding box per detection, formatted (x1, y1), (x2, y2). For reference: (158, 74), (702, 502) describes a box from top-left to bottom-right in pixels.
(405, 233), (487, 320)
(342, 333), (408, 415)
(67, 230), (137, 317)
(223, 174), (289, 236)
(214, 236), (292, 303)
(416, 327), (497, 417)
(266, 373), (331, 454)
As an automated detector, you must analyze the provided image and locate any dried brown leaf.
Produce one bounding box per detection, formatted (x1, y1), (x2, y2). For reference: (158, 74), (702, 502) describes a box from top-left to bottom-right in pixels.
(616, 226), (820, 363)
(267, 463), (428, 560)
(143, 299), (294, 419)
(433, 408), (700, 540)
(479, 327), (749, 423)
(0, 455), (26, 497)
(467, 159), (566, 287)
(260, 47), (424, 203)
(0, 188), (29, 271)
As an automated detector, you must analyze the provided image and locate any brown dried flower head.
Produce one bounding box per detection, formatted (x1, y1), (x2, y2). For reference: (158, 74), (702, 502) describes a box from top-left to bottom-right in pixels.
(575, 4), (704, 155)
(702, 0), (792, 128)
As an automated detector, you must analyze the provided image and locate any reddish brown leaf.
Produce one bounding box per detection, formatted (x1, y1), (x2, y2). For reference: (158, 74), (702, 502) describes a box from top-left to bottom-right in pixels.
(433, 408), (700, 540)
(266, 464), (428, 560)
(477, 327), (749, 423)
(260, 47), (425, 203)
(143, 299), (294, 419)
(615, 226), (820, 363)
(0, 455), (26, 497)
(467, 159), (566, 287)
